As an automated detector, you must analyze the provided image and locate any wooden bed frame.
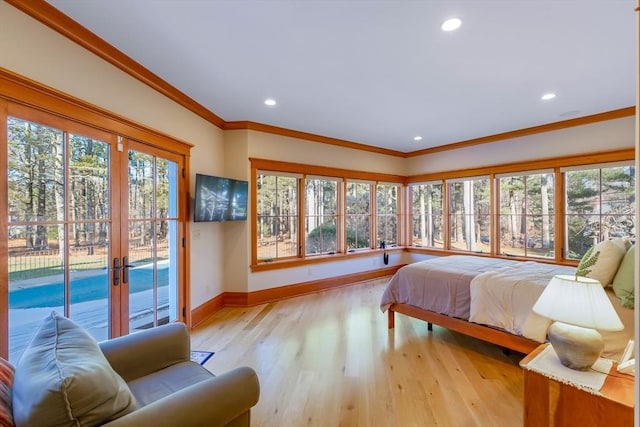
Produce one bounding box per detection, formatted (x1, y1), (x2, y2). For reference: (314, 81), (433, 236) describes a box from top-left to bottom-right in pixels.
(387, 302), (540, 354)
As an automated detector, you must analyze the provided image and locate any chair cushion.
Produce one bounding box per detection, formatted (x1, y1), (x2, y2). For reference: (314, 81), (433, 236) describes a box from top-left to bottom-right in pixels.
(12, 312), (137, 427)
(576, 238), (629, 286)
(127, 361), (214, 407)
(612, 245), (635, 309)
(0, 357), (15, 427)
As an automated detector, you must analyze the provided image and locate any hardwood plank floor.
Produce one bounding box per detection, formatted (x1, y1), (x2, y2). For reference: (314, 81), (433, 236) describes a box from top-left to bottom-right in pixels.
(190, 278), (527, 427)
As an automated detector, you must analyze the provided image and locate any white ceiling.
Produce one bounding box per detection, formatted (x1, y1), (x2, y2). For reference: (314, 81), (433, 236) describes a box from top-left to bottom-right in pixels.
(47, 0), (637, 153)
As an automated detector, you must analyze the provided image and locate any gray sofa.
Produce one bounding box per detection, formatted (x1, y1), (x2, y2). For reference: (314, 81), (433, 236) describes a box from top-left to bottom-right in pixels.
(11, 313), (260, 427)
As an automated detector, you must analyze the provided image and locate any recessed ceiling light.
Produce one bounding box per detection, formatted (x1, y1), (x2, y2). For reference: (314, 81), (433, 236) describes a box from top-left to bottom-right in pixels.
(441, 18), (462, 32)
(413, 136), (423, 141)
(264, 98), (277, 106)
(541, 93), (556, 101)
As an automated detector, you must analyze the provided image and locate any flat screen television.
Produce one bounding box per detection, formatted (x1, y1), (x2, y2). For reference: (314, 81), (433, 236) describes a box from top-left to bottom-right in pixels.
(193, 174), (248, 222)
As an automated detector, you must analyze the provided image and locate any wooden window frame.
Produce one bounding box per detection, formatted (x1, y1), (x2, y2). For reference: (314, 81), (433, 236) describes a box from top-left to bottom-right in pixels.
(562, 162), (636, 260)
(303, 176), (341, 257)
(375, 183), (402, 249)
(252, 150), (634, 271)
(250, 158), (405, 271)
(495, 170), (556, 260)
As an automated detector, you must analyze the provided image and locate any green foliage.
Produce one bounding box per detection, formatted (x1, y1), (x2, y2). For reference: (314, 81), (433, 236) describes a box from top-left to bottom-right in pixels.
(306, 222), (370, 253)
(306, 222), (337, 254)
(565, 166), (635, 258)
(347, 227), (369, 249)
(576, 246), (600, 277)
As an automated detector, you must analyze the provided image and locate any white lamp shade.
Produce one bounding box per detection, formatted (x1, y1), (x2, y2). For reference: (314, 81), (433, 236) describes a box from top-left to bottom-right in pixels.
(532, 274), (624, 331)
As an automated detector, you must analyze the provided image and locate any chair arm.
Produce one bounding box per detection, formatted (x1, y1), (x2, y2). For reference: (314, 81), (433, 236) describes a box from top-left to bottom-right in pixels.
(102, 366), (260, 427)
(99, 322), (190, 382)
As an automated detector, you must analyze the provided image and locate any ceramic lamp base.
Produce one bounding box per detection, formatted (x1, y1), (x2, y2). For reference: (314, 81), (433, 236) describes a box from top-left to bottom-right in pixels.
(548, 322), (604, 371)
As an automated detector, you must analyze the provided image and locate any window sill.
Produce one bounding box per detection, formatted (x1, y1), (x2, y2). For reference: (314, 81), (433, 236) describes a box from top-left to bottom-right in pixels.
(251, 246), (579, 272)
(251, 247), (405, 272)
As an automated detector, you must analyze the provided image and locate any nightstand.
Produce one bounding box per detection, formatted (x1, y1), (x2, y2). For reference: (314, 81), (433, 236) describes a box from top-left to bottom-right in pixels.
(520, 344), (634, 427)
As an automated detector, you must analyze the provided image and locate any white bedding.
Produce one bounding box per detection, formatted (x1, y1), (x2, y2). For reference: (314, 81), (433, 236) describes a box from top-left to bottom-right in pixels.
(469, 261), (635, 359)
(469, 262), (575, 342)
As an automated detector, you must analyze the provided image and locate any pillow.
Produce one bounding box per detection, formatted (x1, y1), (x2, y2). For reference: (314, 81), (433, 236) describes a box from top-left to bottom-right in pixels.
(612, 245), (635, 309)
(12, 312), (137, 427)
(0, 357), (15, 427)
(576, 238), (629, 286)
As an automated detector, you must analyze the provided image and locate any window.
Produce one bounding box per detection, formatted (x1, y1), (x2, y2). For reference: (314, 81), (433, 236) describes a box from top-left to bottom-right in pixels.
(376, 184), (399, 247)
(564, 163), (636, 259)
(448, 177), (490, 253)
(345, 181), (371, 250)
(256, 173), (299, 260)
(250, 151), (634, 269)
(305, 178), (338, 255)
(410, 182), (444, 248)
(498, 172), (555, 259)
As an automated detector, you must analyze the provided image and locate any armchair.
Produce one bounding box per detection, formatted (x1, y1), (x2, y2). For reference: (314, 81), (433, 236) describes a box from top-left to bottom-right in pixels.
(100, 322), (260, 427)
(10, 312), (259, 427)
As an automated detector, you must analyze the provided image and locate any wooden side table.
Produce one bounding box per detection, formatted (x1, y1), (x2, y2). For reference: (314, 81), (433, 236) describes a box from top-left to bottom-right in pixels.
(520, 344), (634, 427)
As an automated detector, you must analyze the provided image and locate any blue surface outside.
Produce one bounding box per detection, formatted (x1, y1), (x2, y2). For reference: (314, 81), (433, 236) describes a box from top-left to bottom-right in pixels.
(9, 264), (169, 309)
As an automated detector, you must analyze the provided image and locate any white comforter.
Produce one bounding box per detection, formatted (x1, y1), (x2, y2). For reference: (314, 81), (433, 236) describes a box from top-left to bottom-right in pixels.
(469, 262), (575, 342)
(469, 261), (635, 359)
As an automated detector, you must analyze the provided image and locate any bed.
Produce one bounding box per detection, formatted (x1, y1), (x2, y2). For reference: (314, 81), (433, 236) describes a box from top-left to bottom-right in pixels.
(381, 255), (635, 358)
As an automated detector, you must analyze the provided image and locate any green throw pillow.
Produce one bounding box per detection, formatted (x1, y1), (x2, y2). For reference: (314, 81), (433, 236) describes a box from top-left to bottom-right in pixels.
(612, 245), (635, 309)
(12, 312), (137, 427)
(576, 238), (629, 286)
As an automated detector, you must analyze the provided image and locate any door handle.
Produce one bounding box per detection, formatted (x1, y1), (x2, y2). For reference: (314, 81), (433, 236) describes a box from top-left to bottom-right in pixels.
(122, 256), (134, 284)
(112, 257), (122, 286)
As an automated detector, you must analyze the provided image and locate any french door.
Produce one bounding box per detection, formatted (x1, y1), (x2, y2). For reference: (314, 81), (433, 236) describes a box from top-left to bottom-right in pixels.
(121, 140), (182, 334)
(2, 104), (187, 362)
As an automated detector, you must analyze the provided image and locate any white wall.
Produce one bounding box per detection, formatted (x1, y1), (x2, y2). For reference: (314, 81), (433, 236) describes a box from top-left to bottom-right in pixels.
(189, 137), (227, 306)
(222, 131), (250, 292)
(247, 130), (406, 176)
(405, 116), (635, 175)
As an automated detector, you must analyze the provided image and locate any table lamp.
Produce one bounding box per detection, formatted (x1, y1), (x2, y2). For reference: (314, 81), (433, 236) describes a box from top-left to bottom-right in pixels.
(532, 274), (624, 371)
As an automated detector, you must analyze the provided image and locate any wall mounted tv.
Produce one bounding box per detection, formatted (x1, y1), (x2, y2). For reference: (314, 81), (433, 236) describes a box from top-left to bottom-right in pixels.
(193, 174), (248, 222)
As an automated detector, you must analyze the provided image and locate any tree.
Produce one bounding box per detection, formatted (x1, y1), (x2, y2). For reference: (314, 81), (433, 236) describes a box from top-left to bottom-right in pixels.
(256, 174), (298, 258)
(539, 174), (551, 249)
(565, 166), (635, 258)
(463, 180), (476, 251)
(346, 182), (370, 249)
(8, 118), (64, 251)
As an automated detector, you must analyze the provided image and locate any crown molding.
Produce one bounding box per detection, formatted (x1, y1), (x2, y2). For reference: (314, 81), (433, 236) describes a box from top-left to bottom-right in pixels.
(225, 121), (405, 157)
(404, 107), (636, 158)
(5, 0), (225, 128)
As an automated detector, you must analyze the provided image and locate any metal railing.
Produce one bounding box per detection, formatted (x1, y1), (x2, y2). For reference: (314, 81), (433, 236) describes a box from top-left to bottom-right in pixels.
(9, 242), (169, 281)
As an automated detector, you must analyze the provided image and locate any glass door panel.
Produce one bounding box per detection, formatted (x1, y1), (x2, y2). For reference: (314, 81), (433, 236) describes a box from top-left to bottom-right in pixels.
(7, 225), (65, 361)
(6, 115), (114, 361)
(68, 222), (110, 342)
(126, 147), (179, 333)
(127, 220), (154, 330)
(68, 135), (111, 341)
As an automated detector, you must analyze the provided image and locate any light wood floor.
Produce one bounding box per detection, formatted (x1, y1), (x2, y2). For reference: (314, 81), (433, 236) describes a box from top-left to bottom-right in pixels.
(190, 278), (527, 427)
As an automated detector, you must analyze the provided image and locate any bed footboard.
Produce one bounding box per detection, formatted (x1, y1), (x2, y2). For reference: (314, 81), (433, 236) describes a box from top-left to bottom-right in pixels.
(388, 303), (540, 354)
